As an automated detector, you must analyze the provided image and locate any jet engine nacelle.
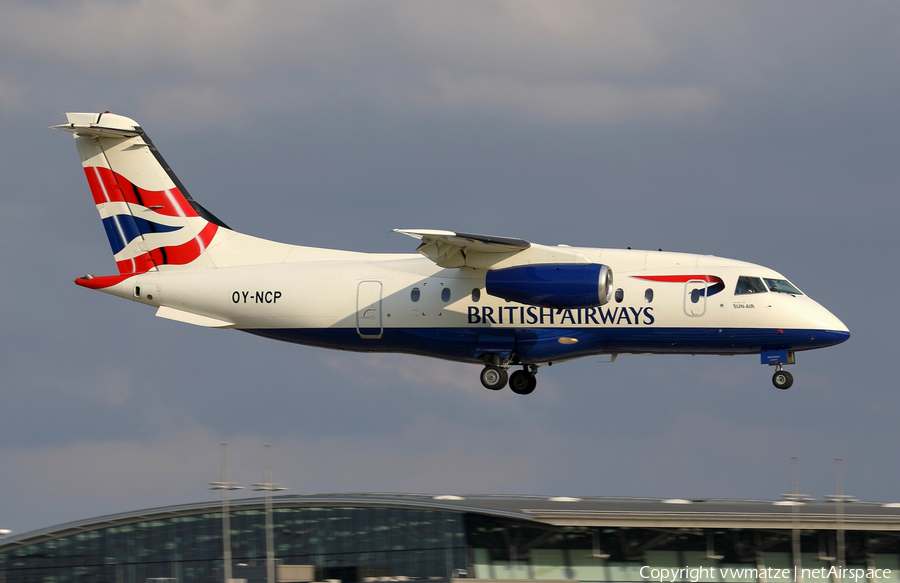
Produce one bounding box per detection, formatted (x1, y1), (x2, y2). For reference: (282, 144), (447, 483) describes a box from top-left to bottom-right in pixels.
(485, 264), (613, 308)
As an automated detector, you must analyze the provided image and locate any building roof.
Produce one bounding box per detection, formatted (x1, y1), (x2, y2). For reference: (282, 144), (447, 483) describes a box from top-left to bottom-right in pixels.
(3, 492), (900, 551)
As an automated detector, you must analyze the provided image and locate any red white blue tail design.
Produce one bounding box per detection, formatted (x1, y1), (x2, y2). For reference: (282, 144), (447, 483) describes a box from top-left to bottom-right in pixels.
(55, 112), (229, 275)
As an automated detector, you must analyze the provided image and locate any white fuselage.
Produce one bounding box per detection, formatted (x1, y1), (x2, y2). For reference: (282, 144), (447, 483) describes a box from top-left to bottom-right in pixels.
(93, 245), (849, 366)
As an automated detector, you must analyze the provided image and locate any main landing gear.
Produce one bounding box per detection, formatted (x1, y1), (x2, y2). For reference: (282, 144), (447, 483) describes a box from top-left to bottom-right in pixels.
(509, 368), (538, 395)
(480, 366), (508, 390)
(479, 356), (538, 395)
(481, 353), (537, 395)
(480, 366), (539, 394)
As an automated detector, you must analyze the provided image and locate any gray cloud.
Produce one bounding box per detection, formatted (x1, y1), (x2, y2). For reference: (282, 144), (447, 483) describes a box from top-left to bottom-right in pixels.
(137, 84), (245, 126)
(415, 72), (719, 122)
(0, 0), (271, 75)
(0, 1), (737, 125)
(0, 76), (29, 111)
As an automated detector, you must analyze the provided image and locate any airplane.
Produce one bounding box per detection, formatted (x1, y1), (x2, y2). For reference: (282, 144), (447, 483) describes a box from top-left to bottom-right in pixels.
(54, 112), (850, 395)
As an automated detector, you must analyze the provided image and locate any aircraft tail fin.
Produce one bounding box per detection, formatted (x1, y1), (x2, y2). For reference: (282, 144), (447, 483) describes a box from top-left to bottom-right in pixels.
(54, 112), (229, 274)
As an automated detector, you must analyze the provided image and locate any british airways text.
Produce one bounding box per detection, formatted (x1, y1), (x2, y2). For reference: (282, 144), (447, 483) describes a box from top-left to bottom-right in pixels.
(468, 306), (655, 325)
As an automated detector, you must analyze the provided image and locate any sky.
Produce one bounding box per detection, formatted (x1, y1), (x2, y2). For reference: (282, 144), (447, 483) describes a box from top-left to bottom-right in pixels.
(1, 0), (900, 536)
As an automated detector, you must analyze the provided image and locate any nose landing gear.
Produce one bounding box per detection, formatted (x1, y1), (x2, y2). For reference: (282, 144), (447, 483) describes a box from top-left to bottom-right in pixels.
(772, 365), (793, 390)
(763, 349), (796, 390)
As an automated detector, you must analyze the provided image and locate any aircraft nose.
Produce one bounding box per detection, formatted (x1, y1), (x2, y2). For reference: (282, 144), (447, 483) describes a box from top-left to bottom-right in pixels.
(808, 300), (850, 346)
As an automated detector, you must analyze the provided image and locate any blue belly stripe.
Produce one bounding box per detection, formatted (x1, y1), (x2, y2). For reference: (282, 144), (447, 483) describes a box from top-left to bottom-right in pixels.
(242, 327), (850, 365)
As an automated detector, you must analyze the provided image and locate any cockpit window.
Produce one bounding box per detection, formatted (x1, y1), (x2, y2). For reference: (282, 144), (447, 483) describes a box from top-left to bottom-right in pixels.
(764, 278), (803, 295)
(735, 276), (767, 295)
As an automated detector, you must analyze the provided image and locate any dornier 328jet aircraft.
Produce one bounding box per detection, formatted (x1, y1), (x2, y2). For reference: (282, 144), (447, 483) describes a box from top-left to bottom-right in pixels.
(55, 112), (850, 394)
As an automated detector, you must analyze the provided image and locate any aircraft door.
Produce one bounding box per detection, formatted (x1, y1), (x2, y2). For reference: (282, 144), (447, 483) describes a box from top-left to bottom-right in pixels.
(683, 279), (708, 317)
(357, 281), (383, 339)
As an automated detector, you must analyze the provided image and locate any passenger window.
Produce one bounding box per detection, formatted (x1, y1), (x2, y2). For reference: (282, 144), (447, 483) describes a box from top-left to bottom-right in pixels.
(735, 276), (767, 295)
(615, 288), (624, 303)
(644, 289), (653, 303)
(471, 288), (481, 302)
(764, 279), (802, 295)
(441, 288), (451, 302)
(411, 287), (420, 302)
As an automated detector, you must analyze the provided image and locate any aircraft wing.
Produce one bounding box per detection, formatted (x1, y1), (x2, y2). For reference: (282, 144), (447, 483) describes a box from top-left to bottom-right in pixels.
(394, 229), (531, 268)
(394, 229), (588, 269)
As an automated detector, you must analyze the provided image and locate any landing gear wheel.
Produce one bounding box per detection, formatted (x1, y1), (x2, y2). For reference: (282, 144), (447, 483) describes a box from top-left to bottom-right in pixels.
(480, 366), (508, 390)
(509, 370), (537, 395)
(773, 370), (794, 390)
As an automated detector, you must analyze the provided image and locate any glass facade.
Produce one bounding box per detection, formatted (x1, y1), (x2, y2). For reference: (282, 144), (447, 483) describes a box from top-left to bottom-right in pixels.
(0, 506), (466, 583)
(3, 501), (900, 583)
(466, 515), (900, 583)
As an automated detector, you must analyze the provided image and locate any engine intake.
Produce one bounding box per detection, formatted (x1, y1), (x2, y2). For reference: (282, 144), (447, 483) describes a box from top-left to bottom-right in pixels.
(485, 264), (613, 308)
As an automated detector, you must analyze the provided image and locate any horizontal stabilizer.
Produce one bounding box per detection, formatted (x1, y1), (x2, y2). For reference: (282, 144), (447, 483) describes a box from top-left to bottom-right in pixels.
(51, 112), (142, 138)
(51, 123), (142, 139)
(155, 306), (234, 328)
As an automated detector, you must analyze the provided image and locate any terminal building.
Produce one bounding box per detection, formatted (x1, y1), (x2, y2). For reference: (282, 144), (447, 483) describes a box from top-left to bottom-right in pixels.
(2, 493), (900, 583)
